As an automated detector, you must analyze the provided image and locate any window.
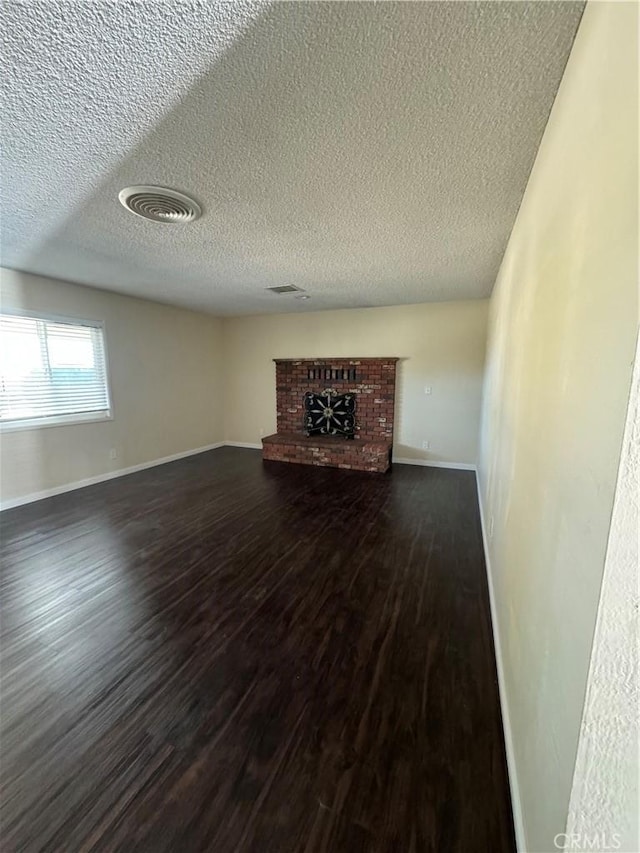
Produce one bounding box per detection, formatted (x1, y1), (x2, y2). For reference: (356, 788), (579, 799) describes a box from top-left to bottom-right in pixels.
(0, 311), (111, 429)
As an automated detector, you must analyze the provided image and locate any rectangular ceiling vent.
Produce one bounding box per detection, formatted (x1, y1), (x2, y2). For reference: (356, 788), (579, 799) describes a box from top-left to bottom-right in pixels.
(265, 285), (304, 294)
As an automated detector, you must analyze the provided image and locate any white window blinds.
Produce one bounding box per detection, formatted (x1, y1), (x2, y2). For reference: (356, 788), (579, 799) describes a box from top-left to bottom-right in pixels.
(0, 313), (111, 426)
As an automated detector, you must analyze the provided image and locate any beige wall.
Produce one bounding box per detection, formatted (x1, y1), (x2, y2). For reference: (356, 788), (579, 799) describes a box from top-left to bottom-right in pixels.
(0, 277), (487, 505)
(565, 333), (639, 853)
(477, 4), (639, 852)
(0, 268), (225, 504)
(222, 300), (488, 465)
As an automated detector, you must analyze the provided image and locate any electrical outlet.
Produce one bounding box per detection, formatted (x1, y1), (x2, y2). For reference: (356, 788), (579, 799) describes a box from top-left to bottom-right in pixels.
(422, 440), (430, 450)
(424, 385), (432, 395)
(109, 448), (118, 460)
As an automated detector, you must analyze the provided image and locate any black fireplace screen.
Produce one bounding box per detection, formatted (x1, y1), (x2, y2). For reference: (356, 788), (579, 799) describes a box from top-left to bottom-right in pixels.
(304, 389), (355, 438)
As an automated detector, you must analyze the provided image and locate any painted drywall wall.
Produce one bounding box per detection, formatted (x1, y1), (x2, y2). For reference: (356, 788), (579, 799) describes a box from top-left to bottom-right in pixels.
(477, 3), (639, 852)
(0, 268), (225, 504)
(565, 334), (639, 853)
(222, 300), (488, 466)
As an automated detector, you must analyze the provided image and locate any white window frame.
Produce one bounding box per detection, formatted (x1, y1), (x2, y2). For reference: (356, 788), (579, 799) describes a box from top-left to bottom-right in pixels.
(0, 308), (114, 432)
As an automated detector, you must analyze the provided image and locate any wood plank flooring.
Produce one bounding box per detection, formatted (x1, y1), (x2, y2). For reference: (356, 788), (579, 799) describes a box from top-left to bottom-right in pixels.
(1, 448), (515, 852)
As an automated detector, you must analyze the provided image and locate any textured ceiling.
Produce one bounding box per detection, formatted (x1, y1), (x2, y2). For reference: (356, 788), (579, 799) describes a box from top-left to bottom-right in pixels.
(1, 1), (584, 316)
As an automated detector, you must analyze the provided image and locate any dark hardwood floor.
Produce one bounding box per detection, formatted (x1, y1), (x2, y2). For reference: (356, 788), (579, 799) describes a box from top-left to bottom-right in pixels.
(1, 448), (514, 852)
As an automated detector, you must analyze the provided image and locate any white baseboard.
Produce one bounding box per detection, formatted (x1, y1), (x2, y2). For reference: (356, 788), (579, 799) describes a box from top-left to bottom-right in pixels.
(393, 456), (476, 471)
(0, 442), (225, 511)
(224, 446), (477, 470)
(1, 442), (476, 510)
(223, 445), (476, 471)
(224, 441), (262, 450)
(475, 472), (525, 852)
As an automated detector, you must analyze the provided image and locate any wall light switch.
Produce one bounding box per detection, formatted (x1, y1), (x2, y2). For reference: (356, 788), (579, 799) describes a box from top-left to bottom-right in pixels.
(424, 386), (432, 395)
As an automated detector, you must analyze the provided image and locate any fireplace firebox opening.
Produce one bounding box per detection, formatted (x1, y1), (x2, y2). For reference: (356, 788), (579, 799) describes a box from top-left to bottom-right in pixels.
(304, 389), (355, 438)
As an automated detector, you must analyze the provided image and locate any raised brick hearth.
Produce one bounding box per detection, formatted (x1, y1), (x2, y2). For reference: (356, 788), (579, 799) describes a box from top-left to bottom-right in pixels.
(262, 433), (393, 473)
(262, 358), (398, 473)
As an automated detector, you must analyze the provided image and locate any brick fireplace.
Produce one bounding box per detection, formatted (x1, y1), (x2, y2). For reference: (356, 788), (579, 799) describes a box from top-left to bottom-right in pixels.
(262, 358), (398, 473)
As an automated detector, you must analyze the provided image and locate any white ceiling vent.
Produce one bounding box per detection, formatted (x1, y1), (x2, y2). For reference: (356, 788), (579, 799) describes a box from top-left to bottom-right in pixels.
(118, 186), (202, 223)
(266, 285), (304, 294)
